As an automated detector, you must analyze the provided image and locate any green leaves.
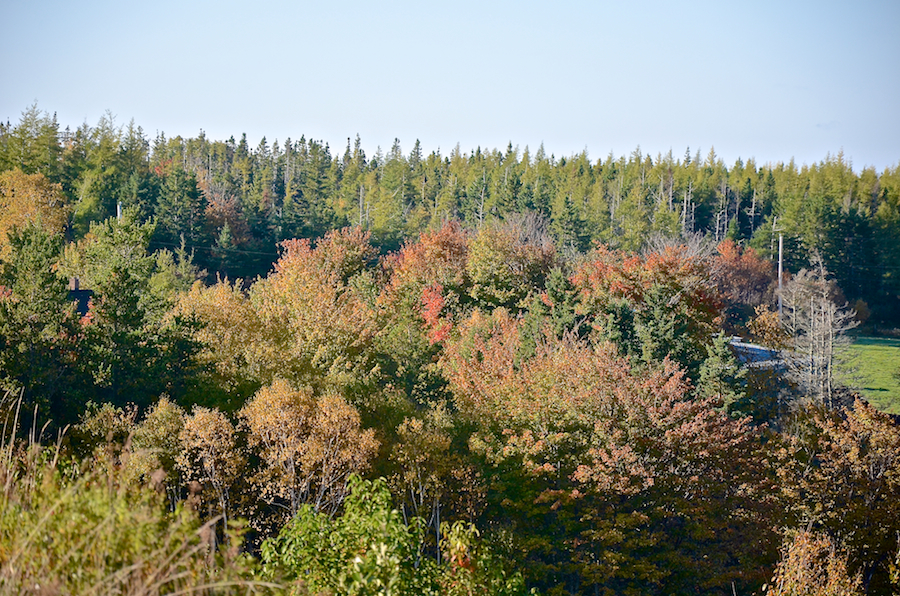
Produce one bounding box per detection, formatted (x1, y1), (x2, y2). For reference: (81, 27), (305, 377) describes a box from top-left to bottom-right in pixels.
(154, 167), (206, 246)
(261, 475), (529, 596)
(261, 475), (438, 595)
(0, 421), (265, 595)
(0, 221), (85, 426)
(60, 208), (200, 409)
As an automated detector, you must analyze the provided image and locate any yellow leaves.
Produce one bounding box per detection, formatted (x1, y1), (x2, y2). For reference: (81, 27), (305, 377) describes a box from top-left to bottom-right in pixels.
(128, 396), (186, 486)
(239, 379), (378, 514)
(809, 399), (900, 505)
(250, 262), (377, 390)
(177, 405), (242, 497)
(776, 400), (900, 591)
(390, 411), (453, 498)
(466, 222), (555, 308)
(172, 278), (257, 387)
(748, 305), (791, 349)
(767, 532), (862, 596)
(240, 379), (311, 459)
(175, 229), (381, 395)
(175, 253), (380, 396)
(0, 168), (68, 259)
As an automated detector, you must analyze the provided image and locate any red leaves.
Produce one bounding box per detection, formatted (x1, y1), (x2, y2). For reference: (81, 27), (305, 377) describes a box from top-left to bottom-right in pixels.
(421, 283), (451, 344)
(713, 239), (776, 306)
(153, 158), (173, 177)
(443, 307), (759, 500)
(385, 221), (470, 298)
(573, 243), (723, 327)
(276, 227), (377, 285)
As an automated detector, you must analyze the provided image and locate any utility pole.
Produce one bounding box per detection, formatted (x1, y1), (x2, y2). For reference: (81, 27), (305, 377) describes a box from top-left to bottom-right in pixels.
(778, 233), (784, 316)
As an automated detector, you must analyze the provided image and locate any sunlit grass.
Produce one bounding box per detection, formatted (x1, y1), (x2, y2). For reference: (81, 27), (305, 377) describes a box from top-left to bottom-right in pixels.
(0, 394), (278, 596)
(843, 336), (900, 414)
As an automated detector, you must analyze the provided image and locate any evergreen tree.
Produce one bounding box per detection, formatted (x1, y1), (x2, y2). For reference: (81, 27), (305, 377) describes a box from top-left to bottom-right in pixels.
(63, 209), (198, 409)
(154, 167), (206, 247)
(0, 222), (86, 427)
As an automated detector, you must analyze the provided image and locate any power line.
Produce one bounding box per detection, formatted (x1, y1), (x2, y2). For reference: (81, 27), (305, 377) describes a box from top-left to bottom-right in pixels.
(148, 239), (280, 258)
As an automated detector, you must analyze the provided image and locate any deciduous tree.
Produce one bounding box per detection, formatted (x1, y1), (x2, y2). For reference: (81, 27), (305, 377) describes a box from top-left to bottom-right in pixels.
(779, 255), (858, 408)
(713, 239), (775, 308)
(177, 406), (243, 533)
(442, 309), (776, 594)
(239, 379), (378, 516)
(0, 168), (68, 259)
(780, 400), (900, 592)
(767, 531), (862, 596)
(572, 243), (723, 376)
(247, 229), (380, 395)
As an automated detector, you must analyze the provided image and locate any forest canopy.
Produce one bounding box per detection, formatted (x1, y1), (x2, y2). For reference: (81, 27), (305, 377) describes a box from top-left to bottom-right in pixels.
(2, 104), (898, 322)
(1, 104), (900, 596)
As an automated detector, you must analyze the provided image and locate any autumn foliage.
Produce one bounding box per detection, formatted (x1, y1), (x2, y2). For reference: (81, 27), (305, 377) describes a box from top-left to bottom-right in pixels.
(713, 239), (776, 307)
(175, 227), (380, 398)
(767, 532), (863, 596)
(0, 168), (68, 258)
(240, 378), (378, 516)
(442, 308), (776, 593)
(3, 210), (900, 596)
(6, 104), (900, 595)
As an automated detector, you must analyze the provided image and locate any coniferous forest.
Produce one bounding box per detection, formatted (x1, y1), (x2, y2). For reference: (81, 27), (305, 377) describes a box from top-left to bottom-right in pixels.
(1, 105), (900, 595)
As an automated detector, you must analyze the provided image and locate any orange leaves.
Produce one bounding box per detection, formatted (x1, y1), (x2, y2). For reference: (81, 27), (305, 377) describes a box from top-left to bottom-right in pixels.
(777, 400), (900, 591)
(802, 399), (900, 510)
(239, 378), (378, 514)
(176, 228), (380, 394)
(573, 243), (725, 373)
(240, 379), (312, 463)
(824, 400), (900, 486)
(276, 226), (377, 285)
(178, 406), (241, 482)
(713, 239), (776, 307)
(767, 532), (862, 596)
(177, 405), (243, 519)
(748, 304), (791, 349)
(443, 307), (761, 503)
(445, 313), (772, 593)
(574, 243), (721, 317)
(380, 221), (471, 338)
(385, 220), (470, 298)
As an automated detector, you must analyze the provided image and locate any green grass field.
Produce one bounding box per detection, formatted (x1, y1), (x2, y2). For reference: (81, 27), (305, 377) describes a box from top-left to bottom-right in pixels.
(842, 336), (900, 414)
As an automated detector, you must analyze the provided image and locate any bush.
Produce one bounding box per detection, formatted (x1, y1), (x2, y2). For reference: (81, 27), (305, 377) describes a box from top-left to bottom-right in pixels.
(0, 401), (273, 595)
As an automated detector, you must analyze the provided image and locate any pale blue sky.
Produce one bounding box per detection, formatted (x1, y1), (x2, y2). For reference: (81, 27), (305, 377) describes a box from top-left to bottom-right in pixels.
(2, 0), (898, 170)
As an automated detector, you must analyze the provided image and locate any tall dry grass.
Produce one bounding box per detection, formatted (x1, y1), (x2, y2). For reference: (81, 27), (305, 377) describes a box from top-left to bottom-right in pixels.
(0, 393), (280, 595)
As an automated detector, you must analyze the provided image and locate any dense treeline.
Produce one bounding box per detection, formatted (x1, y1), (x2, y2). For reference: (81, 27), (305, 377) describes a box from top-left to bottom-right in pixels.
(2, 105), (899, 322)
(2, 104), (900, 595)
